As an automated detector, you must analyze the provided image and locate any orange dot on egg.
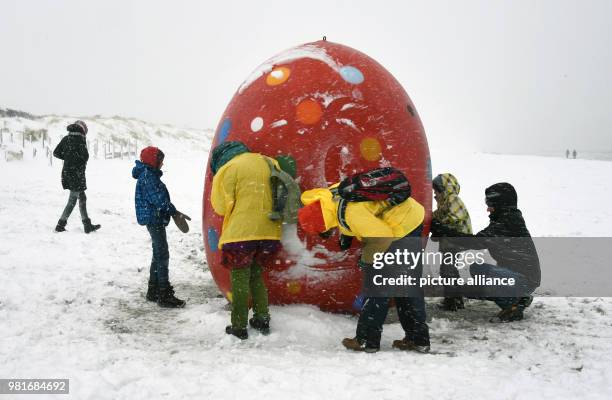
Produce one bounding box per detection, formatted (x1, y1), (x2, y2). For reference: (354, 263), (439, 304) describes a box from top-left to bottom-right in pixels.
(266, 67), (291, 86)
(286, 281), (302, 295)
(296, 99), (323, 125)
(360, 137), (382, 161)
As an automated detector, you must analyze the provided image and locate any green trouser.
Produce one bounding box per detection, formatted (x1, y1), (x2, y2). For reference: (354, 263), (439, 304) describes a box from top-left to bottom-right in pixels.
(230, 262), (269, 329)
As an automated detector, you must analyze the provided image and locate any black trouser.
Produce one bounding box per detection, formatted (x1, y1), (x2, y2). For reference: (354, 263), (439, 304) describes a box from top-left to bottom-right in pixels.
(356, 225), (430, 348)
(439, 250), (461, 298)
(59, 190), (89, 221)
(356, 294), (430, 347)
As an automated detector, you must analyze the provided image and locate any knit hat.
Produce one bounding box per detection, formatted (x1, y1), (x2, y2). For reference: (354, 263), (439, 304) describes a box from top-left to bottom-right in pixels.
(485, 182), (517, 208)
(140, 146), (165, 169)
(67, 120), (88, 135)
(298, 201), (327, 234)
(210, 141), (249, 175)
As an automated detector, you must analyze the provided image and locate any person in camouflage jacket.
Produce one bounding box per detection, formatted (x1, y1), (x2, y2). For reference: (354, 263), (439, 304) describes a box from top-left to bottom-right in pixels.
(431, 173), (472, 311)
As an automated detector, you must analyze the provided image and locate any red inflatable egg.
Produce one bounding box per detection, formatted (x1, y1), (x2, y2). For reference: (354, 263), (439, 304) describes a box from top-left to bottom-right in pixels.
(203, 40), (431, 312)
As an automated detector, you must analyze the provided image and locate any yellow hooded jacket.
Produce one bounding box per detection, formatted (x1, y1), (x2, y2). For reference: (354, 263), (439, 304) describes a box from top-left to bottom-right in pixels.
(211, 152), (282, 248)
(301, 185), (425, 263)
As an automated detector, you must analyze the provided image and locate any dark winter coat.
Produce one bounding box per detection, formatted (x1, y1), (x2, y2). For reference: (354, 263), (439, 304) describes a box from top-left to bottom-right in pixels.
(53, 133), (89, 191)
(132, 160), (177, 226)
(432, 207), (541, 286)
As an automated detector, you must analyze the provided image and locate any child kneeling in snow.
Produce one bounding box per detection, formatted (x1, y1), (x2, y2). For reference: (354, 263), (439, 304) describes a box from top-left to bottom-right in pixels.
(431, 182), (540, 322)
(209, 141), (282, 340)
(133, 146), (188, 308)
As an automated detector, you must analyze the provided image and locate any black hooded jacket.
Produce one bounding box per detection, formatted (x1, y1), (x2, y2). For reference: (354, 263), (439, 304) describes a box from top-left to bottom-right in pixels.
(432, 183), (541, 287)
(432, 207), (540, 286)
(53, 133), (89, 191)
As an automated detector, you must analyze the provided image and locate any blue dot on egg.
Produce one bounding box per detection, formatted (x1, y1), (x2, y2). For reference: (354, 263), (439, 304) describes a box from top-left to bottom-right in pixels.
(207, 227), (219, 252)
(218, 118), (231, 143)
(340, 66), (364, 84)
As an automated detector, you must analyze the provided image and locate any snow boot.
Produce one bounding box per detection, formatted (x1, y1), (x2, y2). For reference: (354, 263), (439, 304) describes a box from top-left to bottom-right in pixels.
(249, 317), (270, 335)
(342, 337), (379, 353)
(392, 338), (431, 353)
(437, 297), (465, 311)
(83, 218), (101, 234)
(490, 304), (524, 323)
(146, 281), (158, 302)
(225, 325), (248, 340)
(55, 219), (67, 232)
(157, 285), (186, 308)
(518, 296), (533, 309)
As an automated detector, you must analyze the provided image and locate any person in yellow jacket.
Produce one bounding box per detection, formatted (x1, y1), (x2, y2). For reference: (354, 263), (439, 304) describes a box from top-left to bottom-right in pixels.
(210, 141), (282, 340)
(298, 184), (431, 353)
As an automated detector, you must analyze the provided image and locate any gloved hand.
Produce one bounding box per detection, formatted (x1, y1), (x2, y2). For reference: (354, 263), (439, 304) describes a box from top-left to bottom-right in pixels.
(173, 211), (191, 233)
(339, 234), (353, 250)
(430, 219), (445, 237)
(357, 259), (373, 270)
(175, 211), (191, 221)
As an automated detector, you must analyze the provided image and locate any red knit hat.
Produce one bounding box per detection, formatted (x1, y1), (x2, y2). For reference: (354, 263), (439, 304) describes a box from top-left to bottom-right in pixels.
(298, 201), (327, 234)
(140, 146), (165, 169)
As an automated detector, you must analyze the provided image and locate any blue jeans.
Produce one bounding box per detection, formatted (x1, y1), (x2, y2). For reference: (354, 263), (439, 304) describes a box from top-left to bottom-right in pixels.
(470, 263), (535, 309)
(59, 190), (89, 221)
(147, 225), (169, 287)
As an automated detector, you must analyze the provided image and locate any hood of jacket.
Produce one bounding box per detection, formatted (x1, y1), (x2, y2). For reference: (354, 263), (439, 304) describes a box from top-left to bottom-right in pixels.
(132, 160), (162, 179)
(432, 173), (460, 199)
(210, 141), (249, 175)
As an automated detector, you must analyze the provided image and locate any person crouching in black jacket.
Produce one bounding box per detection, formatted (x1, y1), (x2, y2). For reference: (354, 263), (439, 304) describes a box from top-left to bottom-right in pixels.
(53, 120), (101, 233)
(431, 182), (540, 322)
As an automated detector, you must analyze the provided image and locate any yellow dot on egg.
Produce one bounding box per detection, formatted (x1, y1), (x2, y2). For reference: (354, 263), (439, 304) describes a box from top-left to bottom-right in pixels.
(360, 137), (382, 161)
(286, 281), (302, 295)
(266, 67), (291, 86)
(226, 291), (233, 303)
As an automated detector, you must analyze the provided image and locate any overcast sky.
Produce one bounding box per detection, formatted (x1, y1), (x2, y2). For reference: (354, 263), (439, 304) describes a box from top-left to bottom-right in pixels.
(2, 0), (611, 153)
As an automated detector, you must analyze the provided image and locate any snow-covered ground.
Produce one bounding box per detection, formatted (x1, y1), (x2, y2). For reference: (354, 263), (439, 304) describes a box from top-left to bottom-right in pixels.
(1, 146), (612, 399)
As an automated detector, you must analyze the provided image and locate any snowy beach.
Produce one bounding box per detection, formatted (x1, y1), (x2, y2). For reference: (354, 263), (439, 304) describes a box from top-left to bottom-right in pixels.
(1, 148), (611, 399)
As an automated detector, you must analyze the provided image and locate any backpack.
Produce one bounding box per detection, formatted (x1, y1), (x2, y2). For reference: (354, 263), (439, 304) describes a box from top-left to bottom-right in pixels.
(264, 156), (302, 224)
(332, 167), (412, 231)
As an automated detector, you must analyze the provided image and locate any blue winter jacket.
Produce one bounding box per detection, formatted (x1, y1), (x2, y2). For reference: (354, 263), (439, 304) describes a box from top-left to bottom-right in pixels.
(132, 160), (177, 226)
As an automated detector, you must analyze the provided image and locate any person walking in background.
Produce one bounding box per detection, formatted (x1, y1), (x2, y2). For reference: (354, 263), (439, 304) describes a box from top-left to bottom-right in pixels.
(210, 141), (282, 340)
(431, 173), (472, 311)
(566, 149), (570, 159)
(572, 149), (577, 159)
(133, 146), (188, 308)
(53, 120), (101, 233)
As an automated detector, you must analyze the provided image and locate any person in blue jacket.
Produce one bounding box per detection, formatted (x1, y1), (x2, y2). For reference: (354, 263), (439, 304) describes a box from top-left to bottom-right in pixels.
(132, 146), (188, 308)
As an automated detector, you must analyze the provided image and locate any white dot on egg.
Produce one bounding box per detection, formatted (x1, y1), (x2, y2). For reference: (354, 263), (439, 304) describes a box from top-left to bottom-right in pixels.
(271, 70), (284, 79)
(250, 117), (264, 132)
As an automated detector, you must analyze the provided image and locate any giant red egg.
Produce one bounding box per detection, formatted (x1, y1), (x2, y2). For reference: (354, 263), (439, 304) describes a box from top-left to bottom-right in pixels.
(203, 40), (431, 312)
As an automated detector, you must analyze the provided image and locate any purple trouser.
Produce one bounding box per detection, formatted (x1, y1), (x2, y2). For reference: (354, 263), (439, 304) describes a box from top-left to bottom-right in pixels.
(221, 240), (281, 270)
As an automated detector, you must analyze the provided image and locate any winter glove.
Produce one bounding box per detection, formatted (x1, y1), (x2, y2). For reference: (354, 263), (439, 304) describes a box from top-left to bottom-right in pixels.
(173, 211), (191, 233)
(430, 219), (447, 237)
(339, 234), (353, 250)
(357, 259), (373, 270)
